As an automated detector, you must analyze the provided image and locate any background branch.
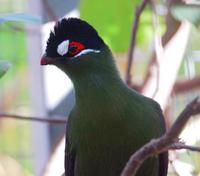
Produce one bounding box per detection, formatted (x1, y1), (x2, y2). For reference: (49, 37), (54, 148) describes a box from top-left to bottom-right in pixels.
(0, 113), (66, 124)
(121, 97), (200, 176)
(125, 0), (149, 85)
(130, 75), (200, 95)
(173, 75), (200, 94)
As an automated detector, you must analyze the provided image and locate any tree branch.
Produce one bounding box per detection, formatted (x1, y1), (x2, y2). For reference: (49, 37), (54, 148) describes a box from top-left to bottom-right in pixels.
(130, 75), (200, 95)
(173, 75), (200, 94)
(125, 0), (149, 85)
(0, 113), (66, 124)
(121, 97), (200, 176)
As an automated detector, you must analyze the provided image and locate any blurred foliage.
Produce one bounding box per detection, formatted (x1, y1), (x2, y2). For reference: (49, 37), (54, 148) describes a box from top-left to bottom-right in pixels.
(178, 141), (200, 175)
(0, 60), (11, 78)
(171, 4), (200, 27)
(0, 155), (29, 176)
(191, 140), (200, 174)
(80, 0), (165, 52)
(0, 120), (32, 173)
(0, 15), (29, 105)
(0, 23), (26, 69)
(0, 12), (37, 175)
(0, 12), (39, 79)
(0, 0), (27, 13)
(178, 26), (200, 78)
(0, 12), (41, 76)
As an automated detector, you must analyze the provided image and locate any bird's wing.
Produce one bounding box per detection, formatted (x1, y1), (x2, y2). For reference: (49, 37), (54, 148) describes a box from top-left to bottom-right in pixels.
(65, 124), (75, 176)
(158, 152), (168, 176)
(154, 103), (168, 176)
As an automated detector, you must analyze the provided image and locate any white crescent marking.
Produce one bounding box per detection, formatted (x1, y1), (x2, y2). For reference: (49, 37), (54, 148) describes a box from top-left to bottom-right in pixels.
(57, 40), (69, 56)
(74, 49), (100, 58)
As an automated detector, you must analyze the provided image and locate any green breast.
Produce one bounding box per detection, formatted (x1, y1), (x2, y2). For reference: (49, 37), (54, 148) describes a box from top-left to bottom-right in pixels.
(68, 87), (163, 176)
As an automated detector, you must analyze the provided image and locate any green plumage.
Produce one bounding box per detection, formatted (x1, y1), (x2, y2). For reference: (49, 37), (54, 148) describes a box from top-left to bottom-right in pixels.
(64, 47), (167, 176)
(41, 18), (168, 176)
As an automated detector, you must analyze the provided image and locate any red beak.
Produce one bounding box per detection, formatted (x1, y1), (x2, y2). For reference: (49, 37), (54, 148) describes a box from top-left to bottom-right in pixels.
(40, 55), (55, 65)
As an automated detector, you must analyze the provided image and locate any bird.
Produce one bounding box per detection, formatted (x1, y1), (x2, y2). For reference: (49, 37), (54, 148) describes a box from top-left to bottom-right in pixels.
(40, 18), (168, 176)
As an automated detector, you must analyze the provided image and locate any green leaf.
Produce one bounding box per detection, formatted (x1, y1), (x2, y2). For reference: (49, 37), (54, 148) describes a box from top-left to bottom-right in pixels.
(80, 0), (137, 52)
(0, 60), (11, 78)
(171, 4), (200, 27)
(0, 13), (41, 24)
(80, 0), (157, 52)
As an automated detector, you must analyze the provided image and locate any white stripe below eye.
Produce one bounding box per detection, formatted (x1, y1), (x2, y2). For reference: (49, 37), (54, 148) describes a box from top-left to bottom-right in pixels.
(74, 49), (100, 58)
(57, 40), (69, 56)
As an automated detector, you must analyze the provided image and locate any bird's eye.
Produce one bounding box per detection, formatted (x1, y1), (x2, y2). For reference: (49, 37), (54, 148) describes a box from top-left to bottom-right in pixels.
(68, 41), (85, 56)
(69, 45), (77, 53)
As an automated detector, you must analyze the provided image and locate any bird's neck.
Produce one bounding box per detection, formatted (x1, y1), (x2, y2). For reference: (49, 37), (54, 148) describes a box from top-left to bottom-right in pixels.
(72, 64), (126, 108)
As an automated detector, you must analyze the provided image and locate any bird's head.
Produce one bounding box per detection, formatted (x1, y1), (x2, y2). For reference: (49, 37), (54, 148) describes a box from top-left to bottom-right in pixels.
(41, 18), (113, 76)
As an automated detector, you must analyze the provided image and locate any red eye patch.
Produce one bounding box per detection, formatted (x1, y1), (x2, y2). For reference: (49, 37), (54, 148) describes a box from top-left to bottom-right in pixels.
(68, 41), (85, 56)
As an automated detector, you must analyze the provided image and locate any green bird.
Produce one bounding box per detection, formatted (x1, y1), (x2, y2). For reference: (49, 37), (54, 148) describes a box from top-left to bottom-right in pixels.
(41, 18), (168, 176)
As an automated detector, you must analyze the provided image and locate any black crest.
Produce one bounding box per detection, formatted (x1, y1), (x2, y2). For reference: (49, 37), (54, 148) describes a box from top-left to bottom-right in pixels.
(46, 18), (104, 57)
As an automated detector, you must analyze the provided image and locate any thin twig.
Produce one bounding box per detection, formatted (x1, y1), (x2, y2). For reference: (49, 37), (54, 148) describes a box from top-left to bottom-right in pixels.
(0, 113), (66, 124)
(121, 97), (200, 176)
(125, 0), (150, 85)
(173, 75), (200, 94)
(170, 142), (200, 152)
